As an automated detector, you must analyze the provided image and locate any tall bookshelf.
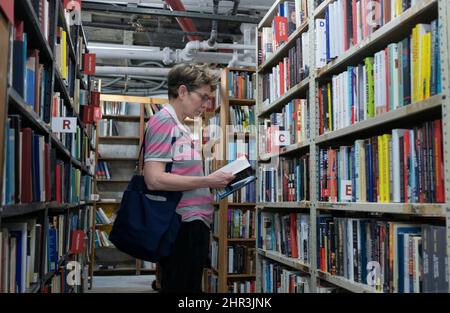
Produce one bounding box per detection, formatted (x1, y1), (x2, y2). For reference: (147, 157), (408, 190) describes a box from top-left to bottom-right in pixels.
(203, 67), (258, 293)
(0, 0), (96, 293)
(92, 95), (197, 278)
(255, 0), (450, 293)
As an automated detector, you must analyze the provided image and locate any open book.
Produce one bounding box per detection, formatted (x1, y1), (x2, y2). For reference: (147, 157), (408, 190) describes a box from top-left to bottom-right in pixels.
(215, 156), (257, 200)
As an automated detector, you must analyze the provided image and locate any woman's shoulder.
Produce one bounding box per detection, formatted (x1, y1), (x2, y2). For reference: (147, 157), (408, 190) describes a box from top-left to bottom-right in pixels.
(148, 108), (175, 125)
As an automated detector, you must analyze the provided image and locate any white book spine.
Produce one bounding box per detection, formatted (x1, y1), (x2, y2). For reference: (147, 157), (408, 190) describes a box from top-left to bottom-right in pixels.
(315, 19), (327, 69)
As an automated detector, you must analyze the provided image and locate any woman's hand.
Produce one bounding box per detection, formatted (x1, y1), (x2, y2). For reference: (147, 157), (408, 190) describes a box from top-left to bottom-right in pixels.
(207, 171), (235, 189)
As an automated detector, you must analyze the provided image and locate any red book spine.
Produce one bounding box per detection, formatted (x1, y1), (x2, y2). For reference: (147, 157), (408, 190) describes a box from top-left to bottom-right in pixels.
(0, 0), (14, 24)
(290, 213), (298, 259)
(352, 0), (357, 46)
(434, 120), (445, 202)
(44, 143), (51, 202)
(90, 91), (100, 107)
(56, 163), (61, 204)
(343, 0), (349, 51)
(279, 61), (285, 96)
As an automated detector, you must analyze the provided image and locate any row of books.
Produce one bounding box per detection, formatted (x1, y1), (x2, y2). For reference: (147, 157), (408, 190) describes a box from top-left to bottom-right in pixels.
(261, 33), (310, 106)
(227, 245), (256, 275)
(316, 0), (423, 64)
(0, 208), (92, 293)
(96, 161), (112, 180)
(260, 98), (310, 153)
(30, 0), (51, 43)
(317, 215), (448, 293)
(227, 71), (256, 100)
(318, 120), (445, 203)
(80, 175), (94, 202)
(98, 119), (120, 137)
(227, 209), (255, 239)
(258, 155), (310, 203)
(223, 180), (257, 204)
(94, 230), (113, 248)
(101, 101), (141, 116)
(318, 21), (441, 134)
(227, 280), (256, 293)
(258, 0), (308, 64)
(96, 208), (113, 225)
(260, 259), (310, 293)
(2, 123), (84, 205)
(229, 106), (256, 133)
(258, 212), (310, 264)
(55, 26), (73, 87)
(12, 20), (49, 121)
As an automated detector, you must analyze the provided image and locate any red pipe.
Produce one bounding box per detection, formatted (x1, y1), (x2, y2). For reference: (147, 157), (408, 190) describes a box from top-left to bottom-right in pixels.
(165, 0), (202, 41)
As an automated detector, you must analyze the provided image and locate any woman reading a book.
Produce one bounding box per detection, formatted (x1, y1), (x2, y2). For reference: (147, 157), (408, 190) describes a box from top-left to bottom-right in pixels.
(143, 63), (234, 293)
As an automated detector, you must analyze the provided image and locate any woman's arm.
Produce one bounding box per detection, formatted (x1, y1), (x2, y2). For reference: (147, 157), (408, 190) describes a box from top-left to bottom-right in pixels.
(144, 161), (234, 191)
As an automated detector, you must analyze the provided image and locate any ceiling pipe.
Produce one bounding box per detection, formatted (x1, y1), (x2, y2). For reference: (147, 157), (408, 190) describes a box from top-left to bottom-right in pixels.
(230, 0), (240, 15)
(165, 0), (201, 41)
(207, 0), (220, 47)
(88, 42), (254, 65)
(96, 74), (168, 81)
(95, 66), (171, 76)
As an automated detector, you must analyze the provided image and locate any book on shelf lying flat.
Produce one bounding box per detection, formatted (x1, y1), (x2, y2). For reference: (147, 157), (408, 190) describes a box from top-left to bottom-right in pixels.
(215, 156), (257, 200)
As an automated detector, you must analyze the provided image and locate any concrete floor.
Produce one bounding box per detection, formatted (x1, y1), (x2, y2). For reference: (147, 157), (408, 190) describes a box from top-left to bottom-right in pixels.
(87, 275), (158, 293)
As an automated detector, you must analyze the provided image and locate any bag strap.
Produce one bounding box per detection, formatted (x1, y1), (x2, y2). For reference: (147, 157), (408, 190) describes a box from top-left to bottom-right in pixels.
(139, 127), (176, 173)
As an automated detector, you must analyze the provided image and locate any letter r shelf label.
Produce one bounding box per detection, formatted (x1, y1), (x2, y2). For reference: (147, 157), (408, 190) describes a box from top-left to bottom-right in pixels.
(52, 117), (77, 133)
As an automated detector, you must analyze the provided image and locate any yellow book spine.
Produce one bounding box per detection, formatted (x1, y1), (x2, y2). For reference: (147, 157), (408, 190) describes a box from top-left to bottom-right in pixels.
(412, 26), (419, 103)
(395, 0), (403, 17)
(378, 135), (385, 203)
(62, 30), (67, 80)
(422, 32), (431, 99)
(384, 134), (392, 203)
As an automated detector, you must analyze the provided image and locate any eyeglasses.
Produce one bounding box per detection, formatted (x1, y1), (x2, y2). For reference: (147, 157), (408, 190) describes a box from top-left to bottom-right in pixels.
(190, 90), (213, 104)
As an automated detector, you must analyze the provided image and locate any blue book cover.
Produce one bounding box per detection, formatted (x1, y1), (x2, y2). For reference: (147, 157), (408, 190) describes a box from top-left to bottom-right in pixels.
(25, 68), (35, 108)
(48, 227), (58, 272)
(325, 8), (330, 62)
(12, 33), (27, 98)
(397, 226), (421, 293)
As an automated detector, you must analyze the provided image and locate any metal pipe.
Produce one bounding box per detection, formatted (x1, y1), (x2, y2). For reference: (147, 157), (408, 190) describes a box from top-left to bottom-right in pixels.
(102, 77), (123, 88)
(231, 0), (240, 15)
(95, 66), (171, 76)
(207, 0), (220, 46)
(216, 43), (255, 50)
(164, 0), (201, 41)
(96, 74), (168, 81)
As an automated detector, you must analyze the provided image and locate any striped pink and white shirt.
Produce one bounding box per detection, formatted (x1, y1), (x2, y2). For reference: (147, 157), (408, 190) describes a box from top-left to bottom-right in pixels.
(144, 104), (213, 227)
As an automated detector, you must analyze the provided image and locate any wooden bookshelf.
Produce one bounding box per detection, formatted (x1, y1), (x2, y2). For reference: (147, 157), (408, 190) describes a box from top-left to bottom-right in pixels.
(0, 1), (95, 294)
(92, 94), (167, 278)
(255, 0), (450, 293)
(205, 67), (257, 293)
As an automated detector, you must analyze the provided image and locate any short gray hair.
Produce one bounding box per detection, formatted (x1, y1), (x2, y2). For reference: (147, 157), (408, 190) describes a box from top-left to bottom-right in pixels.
(167, 63), (220, 99)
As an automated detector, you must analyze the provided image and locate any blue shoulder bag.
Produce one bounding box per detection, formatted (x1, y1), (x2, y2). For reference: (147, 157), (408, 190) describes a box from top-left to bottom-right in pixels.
(109, 133), (182, 262)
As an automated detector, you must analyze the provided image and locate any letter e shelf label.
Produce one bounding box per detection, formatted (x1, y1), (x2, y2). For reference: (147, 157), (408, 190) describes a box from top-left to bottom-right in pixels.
(52, 117), (77, 133)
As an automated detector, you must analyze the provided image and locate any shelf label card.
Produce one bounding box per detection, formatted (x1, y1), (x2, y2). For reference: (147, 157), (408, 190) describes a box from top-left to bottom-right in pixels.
(52, 117), (77, 133)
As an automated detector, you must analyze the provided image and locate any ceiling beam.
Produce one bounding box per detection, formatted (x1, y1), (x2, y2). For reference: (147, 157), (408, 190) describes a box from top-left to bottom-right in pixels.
(81, 2), (260, 24)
